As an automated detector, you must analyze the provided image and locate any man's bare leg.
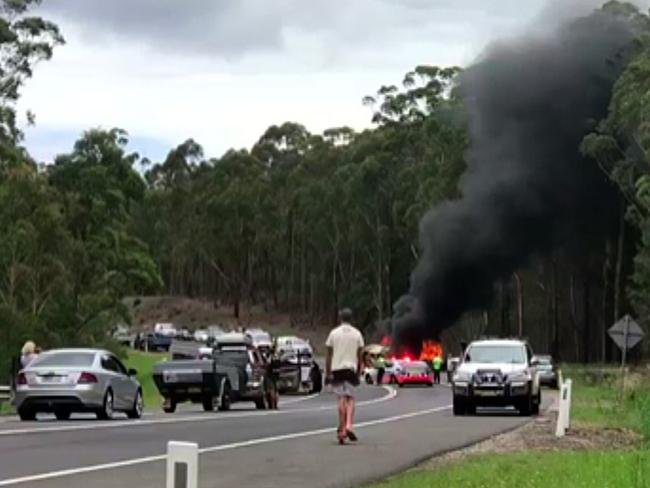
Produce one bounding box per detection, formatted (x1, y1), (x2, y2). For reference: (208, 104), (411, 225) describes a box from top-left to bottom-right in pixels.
(345, 396), (357, 441)
(337, 396), (347, 441)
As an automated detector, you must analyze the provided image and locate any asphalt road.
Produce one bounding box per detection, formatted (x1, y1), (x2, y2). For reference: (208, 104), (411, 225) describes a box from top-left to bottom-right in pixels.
(0, 385), (548, 488)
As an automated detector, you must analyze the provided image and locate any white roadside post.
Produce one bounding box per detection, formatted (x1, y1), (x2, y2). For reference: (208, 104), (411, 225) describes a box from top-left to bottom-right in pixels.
(563, 379), (572, 431)
(555, 380), (569, 438)
(167, 441), (198, 488)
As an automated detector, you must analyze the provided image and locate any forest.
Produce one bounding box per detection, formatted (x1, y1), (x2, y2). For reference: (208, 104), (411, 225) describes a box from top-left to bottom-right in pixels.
(2, 0), (650, 382)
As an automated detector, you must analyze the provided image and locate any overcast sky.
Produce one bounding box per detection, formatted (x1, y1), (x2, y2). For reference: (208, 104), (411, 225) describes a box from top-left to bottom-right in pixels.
(17, 0), (624, 163)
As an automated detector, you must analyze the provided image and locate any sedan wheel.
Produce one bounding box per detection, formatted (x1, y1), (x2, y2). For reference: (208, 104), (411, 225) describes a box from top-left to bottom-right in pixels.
(97, 390), (114, 420)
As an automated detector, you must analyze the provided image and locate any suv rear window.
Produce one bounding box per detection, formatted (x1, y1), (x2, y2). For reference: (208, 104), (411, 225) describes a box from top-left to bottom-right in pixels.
(465, 345), (526, 364)
(31, 352), (95, 367)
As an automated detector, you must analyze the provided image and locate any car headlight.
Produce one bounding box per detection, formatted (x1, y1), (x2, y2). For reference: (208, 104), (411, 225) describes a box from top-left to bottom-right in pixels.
(453, 371), (472, 383)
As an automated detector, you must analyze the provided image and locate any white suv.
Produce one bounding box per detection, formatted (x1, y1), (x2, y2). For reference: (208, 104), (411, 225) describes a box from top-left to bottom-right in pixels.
(452, 339), (541, 416)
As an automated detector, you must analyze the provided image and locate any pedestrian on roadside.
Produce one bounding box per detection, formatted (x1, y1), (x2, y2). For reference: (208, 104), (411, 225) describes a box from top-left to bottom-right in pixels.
(325, 308), (364, 445)
(20, 341), (38, 368)
(375, 354), (386, 386)
(432, 355), (443, 384)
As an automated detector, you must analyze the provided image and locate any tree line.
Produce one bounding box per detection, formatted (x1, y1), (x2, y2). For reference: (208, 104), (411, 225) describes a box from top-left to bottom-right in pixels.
(2, 1), (650, 381)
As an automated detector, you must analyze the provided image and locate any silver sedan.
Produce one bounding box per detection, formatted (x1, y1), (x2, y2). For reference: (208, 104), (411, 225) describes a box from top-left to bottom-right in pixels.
(14, 348), (143, 421)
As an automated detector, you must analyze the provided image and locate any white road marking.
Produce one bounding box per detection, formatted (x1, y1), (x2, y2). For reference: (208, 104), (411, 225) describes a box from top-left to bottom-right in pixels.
(0, 387), (396, 437)
(278, 393), (320, 405)
(0, 401), (451, 486)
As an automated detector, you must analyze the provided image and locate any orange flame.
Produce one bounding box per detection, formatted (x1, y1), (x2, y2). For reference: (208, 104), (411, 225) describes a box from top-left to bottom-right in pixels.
(419, 340), (443, 361)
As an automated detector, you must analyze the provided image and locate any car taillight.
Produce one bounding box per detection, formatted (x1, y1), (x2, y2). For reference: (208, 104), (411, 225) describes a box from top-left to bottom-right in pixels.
(16, 372), (27, 385)
(78, 372), (98, 384)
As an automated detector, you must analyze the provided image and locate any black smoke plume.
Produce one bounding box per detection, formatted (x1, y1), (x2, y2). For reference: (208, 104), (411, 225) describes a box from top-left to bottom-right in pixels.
(392, 5), (642, 352)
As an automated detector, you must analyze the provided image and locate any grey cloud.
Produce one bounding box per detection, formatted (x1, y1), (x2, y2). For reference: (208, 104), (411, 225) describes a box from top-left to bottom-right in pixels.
(39, 0), (552, 59)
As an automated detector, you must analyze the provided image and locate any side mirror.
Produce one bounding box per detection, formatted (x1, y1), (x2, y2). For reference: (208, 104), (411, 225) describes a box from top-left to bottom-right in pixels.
(530, 358), (540, 367)
(128, 368), (138, 377)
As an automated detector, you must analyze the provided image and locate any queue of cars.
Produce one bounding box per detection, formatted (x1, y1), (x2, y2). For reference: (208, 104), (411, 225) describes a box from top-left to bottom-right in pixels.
(13, 325), (558, 421)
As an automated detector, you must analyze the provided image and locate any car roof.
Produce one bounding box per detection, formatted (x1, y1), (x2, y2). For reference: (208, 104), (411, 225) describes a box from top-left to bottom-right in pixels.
(400, 360), (428, 366)
(216, 332), (251, 344)
(37, 348), (107, 355)
(468, 339), (526, 347)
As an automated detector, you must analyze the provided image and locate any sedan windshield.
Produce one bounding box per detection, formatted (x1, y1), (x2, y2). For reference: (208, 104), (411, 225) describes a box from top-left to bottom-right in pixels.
(465, 345), (526, 364)
(30, 352), (95, 368)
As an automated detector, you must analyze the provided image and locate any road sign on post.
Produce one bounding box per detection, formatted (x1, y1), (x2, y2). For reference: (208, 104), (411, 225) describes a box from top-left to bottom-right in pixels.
(608, 315), (645, 399)
(608, 315), (644, 353)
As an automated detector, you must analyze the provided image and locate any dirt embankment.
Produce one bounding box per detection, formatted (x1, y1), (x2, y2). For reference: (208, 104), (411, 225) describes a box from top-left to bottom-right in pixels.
(125, 296), (333, 352)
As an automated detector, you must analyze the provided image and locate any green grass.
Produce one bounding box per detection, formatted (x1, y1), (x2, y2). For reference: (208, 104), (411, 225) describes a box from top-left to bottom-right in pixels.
(0, 402), (13, 415)
(124, 350), (168, 410)
(365, 365), (650, 488)
(367, 450), (650, 488)
(559, 365), (650, 438)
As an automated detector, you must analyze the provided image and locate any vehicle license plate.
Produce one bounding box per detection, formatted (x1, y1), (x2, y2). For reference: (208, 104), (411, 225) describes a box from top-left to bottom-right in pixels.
(188, 387), (201, 394)
(41, 375), (65, 384)
(476, 389), (502, 397)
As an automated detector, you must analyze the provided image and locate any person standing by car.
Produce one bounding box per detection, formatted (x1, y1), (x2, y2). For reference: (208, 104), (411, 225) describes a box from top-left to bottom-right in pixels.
(20, 341), (38, 368)
(374, 354), (386, 386)
(432, 355), (443, 384)
(325, 308), (364, 445)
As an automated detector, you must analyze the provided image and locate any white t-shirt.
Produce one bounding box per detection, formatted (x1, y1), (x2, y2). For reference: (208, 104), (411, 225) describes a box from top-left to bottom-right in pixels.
(326, 323), (364, 372)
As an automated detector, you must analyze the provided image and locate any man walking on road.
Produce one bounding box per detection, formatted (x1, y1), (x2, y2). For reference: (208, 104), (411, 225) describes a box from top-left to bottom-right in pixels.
(326, 308), (364, 445)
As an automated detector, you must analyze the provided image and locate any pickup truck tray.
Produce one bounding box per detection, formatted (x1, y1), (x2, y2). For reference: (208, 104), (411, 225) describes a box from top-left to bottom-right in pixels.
(153, 360), (240, 405)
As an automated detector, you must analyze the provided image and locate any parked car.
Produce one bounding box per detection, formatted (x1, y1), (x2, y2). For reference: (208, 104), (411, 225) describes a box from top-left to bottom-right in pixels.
(141, 332), (172, 352)
(154, 323), (177, 337)
(14, 348), (143, 421)
(364, 358), (433, 387)
(534, 354), (558, 388)
(388, 359), (434, 387)
(451, 339), (541, 416)
(245, 329), (273, 355)
(274, 336), (322, 394)
(153, 333), (268, 412)
(194, 329), (209, 342)
(111, 325), (134, 347)
(176, 328), (193, 341)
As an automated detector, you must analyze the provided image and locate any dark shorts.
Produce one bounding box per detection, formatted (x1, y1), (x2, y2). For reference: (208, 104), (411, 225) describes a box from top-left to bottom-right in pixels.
(332, 369), (359, 397)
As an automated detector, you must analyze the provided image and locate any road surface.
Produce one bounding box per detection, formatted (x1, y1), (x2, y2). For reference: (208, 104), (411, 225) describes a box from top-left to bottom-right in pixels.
(0, 385), (547, 487)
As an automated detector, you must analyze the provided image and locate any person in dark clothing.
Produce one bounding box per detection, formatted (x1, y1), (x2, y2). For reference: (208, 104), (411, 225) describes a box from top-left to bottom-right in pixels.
(264, 352), (281, 410)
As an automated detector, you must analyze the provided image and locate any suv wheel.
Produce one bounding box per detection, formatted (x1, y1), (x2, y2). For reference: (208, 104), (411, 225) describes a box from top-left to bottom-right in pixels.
(219, 383), (232, 411)
(202, 395), (216, 412)
(466, 401), (476, 415)
(18, 408), (36, 421)
(163, 397), (177, 413)
(531, 391), (541, 416)
(453, 396), (465, 416)
(55, 409), (71, 421)
(518, 394), (533, 416)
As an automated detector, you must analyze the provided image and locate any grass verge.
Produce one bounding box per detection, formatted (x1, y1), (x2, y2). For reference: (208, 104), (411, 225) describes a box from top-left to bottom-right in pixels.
(124, 350), (168, 410)
(368, 450), (650, 488)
